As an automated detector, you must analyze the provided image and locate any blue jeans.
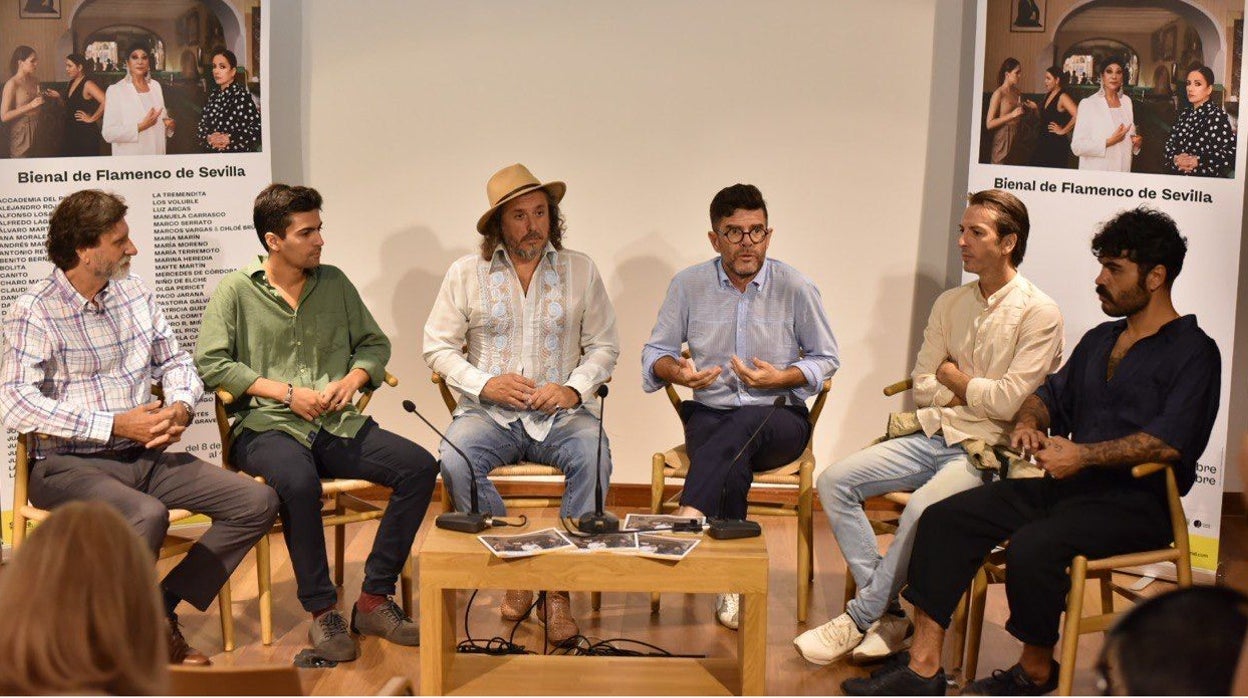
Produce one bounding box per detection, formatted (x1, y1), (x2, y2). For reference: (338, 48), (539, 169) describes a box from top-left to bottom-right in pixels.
(817, 432), (984, 629)
(440, 406), (611, 519)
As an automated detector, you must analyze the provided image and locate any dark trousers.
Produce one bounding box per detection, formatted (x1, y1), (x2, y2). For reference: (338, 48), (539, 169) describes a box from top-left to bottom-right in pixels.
(231, 418), (438, 612)
(29, 448), (280, 612)
(679, 401), (811, 519)
(902, 476), (1171, 647)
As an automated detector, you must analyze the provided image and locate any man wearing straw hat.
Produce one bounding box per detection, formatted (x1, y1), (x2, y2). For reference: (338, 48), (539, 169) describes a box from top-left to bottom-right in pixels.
(424, 163), (620, 645)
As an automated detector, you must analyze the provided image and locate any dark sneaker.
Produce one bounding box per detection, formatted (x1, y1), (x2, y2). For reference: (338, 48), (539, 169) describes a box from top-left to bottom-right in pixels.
(352, 597), (419, 646)
(308, 610), (360, 662)
(962, 661), (1059, 696)
(841, 662), (946, 696)
(167, 617), (211, 666)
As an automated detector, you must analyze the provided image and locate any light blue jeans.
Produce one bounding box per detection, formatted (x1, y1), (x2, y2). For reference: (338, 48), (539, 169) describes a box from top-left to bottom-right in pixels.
(817, 432), (985, 629)
(439, 406), (611, 519)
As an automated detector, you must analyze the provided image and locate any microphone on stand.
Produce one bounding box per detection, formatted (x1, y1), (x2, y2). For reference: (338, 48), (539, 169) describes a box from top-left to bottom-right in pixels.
(576, 384), (619, 534)
(707, 396), (787, 540)
(402, 399), (489, 533)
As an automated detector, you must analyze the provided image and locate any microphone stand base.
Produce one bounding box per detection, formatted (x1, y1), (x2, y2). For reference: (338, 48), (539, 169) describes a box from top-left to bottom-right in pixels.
(707, 518), (762, 539)
(435, 512), (490, 533)
(576, 511), (620, 534)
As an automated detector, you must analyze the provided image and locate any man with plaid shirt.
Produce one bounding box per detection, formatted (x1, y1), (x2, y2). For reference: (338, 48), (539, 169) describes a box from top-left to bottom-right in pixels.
(0, 189), (278, 665)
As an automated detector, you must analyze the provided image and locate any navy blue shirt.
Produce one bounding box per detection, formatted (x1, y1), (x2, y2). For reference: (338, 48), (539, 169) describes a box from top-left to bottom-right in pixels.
(1036, 315), (1220, 496)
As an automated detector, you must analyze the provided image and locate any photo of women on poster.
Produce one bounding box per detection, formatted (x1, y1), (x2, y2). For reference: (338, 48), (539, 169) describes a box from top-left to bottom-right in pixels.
(0, 0), (264, 159)
(198, 49), (261, 153)
(61, 53), (105, 157)
(977, 0), (1242, 178)
(1164, 64), (1236, 177)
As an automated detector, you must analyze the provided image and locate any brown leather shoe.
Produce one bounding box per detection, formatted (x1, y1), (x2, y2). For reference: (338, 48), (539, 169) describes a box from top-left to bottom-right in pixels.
(536, 591), (579, 646)
(500, 589), (534, 621)
(167, 618), (211, 666)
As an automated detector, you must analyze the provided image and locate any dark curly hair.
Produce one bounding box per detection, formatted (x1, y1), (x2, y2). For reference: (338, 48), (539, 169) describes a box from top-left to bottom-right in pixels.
(1091, 207), (1187, 288)
(709, 184), (768, 231)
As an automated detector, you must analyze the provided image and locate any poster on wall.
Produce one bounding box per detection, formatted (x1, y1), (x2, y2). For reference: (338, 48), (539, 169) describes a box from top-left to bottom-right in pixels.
(968, 0), (1246, 578)
(1, 0), (271, 545)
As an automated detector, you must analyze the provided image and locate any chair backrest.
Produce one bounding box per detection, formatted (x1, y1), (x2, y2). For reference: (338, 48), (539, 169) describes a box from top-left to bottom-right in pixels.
(169, 664), (303, 696)
(213, 373), (398, 469)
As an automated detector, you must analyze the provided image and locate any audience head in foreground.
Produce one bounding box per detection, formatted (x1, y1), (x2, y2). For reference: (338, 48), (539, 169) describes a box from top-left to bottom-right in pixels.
(0, 501), (168, 695)
(1098, 585), (1248, 695)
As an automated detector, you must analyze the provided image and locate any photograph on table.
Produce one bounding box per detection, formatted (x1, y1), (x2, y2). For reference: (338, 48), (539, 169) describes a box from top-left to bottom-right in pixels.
(568, 532), (639, 553)
(478, 528), (575, 558)
(635, 534), (700, 561)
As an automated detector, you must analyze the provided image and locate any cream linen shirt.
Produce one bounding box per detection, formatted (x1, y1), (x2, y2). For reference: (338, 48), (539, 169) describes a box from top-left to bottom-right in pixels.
(423, 244), (619, 441)
(912, 273), (1063, 446)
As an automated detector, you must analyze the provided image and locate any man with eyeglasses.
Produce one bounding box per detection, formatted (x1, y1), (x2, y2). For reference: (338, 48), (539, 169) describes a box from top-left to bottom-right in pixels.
(642, 183), (839, 630)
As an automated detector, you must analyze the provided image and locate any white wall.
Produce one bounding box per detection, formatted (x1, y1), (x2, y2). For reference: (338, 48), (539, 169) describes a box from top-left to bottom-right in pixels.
(284, 0), (975, 486)
(286, 0), (1246, 493)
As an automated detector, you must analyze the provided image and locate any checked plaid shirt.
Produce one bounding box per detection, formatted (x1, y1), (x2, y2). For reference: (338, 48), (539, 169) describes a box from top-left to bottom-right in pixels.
(0, 268), (202, 458)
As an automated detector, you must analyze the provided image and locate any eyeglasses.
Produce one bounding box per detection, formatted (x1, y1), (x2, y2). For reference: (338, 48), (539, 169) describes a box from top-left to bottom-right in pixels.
(718, 225), (771, 244)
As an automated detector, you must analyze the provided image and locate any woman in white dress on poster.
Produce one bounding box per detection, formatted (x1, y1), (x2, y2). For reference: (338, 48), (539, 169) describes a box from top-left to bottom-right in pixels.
(1071, 55), (1142, 171)
(102, 44), (174, 156)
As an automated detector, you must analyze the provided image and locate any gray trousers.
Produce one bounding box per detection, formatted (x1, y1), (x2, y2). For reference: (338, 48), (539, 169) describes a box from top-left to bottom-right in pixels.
(29, 448), (279, 611)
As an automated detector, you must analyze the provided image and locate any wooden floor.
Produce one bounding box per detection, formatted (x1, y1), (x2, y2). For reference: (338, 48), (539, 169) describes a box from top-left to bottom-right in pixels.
(162, 502), (1248, 696)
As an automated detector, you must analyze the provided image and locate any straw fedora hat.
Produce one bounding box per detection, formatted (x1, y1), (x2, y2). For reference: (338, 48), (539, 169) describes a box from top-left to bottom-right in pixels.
(476, 163), (566, 233)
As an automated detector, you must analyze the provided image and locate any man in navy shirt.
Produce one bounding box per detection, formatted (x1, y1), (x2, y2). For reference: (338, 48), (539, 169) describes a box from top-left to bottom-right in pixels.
(845, 207), (1221, 696)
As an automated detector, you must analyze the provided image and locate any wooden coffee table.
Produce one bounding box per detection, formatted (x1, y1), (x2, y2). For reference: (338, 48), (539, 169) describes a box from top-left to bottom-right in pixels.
(418, 524), (768, 695)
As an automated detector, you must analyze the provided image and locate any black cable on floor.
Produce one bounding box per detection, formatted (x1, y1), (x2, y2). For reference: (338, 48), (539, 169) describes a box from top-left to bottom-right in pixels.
(454, 589), (532, 655)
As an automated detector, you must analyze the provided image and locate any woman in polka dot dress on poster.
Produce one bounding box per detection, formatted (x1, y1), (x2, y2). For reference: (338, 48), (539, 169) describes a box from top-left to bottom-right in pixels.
(198, 48), (261, 153)
(1164, 64), (1236, 178)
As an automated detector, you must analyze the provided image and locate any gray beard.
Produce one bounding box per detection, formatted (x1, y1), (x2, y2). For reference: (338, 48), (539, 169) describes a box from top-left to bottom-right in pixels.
(507, 244), (540, 262)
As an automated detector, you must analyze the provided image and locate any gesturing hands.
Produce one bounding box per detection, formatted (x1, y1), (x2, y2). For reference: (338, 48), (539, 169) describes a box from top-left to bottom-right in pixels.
(113, 399), (189, 449)
(668, 357), (722, 390)
(730, 355), (788, 389)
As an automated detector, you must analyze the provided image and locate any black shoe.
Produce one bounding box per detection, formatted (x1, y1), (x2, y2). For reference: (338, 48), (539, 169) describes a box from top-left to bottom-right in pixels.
(865, 650), (910, 677)
(842, 662), (946, 696)
(961, 661), (1059, 696)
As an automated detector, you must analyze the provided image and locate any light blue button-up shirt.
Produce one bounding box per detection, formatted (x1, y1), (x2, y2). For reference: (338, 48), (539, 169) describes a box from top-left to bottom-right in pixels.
(641, 258), (839, 407)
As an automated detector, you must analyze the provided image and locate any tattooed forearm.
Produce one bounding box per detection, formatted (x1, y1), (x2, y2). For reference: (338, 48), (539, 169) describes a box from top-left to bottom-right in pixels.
(1012, 394), (1050, 431)
(1080, 432), (1181, 469)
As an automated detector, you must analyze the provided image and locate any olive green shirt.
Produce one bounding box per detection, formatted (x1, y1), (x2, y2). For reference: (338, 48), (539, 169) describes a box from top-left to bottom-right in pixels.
(195, 257), (390, 446)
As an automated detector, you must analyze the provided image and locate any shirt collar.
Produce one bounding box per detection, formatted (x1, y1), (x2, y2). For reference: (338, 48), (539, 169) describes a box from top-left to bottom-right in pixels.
(247, 255), (321, 288)
(974, 271), (1023, 305)
(52, 267), (110, 312)
(714, 257), (771, 290)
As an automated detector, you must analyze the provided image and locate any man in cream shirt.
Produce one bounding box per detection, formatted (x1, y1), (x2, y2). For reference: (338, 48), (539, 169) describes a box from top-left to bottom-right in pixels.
(424, 163), (619, 646)
(794, 189), (1063, 666)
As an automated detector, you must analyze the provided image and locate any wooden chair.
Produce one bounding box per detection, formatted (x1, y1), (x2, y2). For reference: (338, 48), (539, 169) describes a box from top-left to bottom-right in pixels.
(213, 372), (413, 646)
(169, 663), (414, 695)
(649, 372), (830, 623)
(431, 371), (602, 611)
(961, 461), (1193, 695)
(431, 372), (566, 511)
(11, 432), (238, 651)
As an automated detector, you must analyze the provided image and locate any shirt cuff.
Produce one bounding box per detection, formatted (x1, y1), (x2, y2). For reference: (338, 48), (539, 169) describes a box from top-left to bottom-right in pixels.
(456, 367), (493, 399)
(88, 410), (114, 444)
(564, 374), (594, 403)
(219, 365), (262, 403)
(641, 350), (681, 393)
(964, 377), (992, 411)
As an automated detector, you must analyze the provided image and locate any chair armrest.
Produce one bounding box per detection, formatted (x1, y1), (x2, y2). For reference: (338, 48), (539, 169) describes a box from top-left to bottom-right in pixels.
(883, 379), (913, 397)
(1131, 462), (1169, 478)
(215, 388), (235, 405)
(383, 372), (398, 388)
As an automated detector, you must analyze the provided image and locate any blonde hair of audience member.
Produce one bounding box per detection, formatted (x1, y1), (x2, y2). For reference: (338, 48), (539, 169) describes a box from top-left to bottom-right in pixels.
(0, 501), (168, 695)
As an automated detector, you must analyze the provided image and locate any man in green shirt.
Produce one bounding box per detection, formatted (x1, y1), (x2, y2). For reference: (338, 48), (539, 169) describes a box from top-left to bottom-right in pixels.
(196, 184), (438, 662)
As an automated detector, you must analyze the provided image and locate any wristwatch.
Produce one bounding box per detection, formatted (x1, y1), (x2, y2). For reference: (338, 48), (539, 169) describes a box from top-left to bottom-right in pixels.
(173, 400), (195, 425)
(283, 383), (294, 406)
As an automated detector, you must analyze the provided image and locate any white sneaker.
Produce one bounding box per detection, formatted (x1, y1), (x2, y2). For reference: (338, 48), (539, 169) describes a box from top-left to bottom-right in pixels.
(714, 593), (739, 630)
(852, 611), (913, 662)
(792, 612), (864, 665)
